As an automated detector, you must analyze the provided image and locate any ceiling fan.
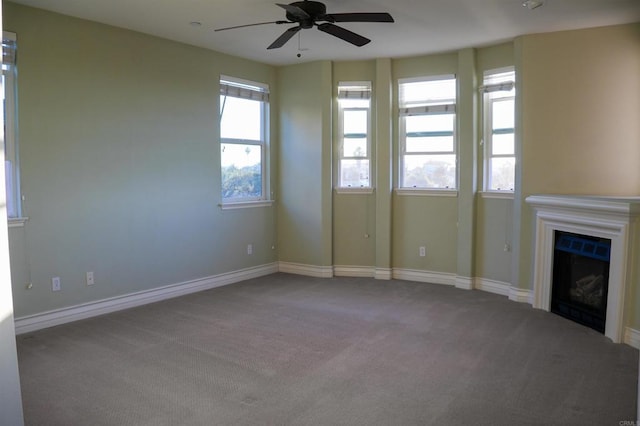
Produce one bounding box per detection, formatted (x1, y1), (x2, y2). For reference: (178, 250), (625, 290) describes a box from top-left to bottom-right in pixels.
(214, 1), (394, 50)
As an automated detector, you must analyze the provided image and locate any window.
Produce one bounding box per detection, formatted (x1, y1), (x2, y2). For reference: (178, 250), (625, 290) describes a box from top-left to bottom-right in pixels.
(2, 32), (20, 218)
(337, 82), (371, 188)
(399, 75), (457, 189)
(219, 77), (269, 204)
(482, 68), (515, 192)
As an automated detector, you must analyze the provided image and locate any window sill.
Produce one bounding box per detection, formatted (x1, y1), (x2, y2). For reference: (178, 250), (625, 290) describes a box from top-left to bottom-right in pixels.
(479, 191), (514, 200)
(395, 188), (458, 198)
(8, 217), (29, 228)
(219, 200), (274, 210)
(334, 187), (375, 195)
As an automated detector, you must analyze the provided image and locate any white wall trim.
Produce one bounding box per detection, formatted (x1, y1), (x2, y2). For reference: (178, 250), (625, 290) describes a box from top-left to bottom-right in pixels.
(333, 265), (375, 277)
(455, 276), (473, 290)
(474, 278), (511, 296)
(394, 188), (458, 198)
(14, 263), (278, 335)
(392, 268), (456, 286)
(508, 287), (533, 304)
(278, 262), (334, 278)
(624, 327), (640, 350)
(374, 268), (392, 280)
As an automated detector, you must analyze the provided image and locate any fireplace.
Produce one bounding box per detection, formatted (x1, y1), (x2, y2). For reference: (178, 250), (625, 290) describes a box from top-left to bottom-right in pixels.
(551, 231), (611, 333)
(526, 195), (640, 343)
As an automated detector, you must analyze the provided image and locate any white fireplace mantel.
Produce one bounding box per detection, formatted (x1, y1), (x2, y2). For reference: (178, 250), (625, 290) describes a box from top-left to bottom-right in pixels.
(526, 194), (640, 343)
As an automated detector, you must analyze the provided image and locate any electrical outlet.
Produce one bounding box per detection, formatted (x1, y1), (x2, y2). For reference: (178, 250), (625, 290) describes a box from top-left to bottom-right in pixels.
(504, 243), (511, 252)
(247, 244), (253, 255)
(51, 277), (61, 292)
(419, 246), (426, 257)
(86, 271), (94, 286)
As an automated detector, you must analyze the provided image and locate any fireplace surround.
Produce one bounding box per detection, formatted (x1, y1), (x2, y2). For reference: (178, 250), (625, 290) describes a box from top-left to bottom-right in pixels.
(526, 195), (640, 343)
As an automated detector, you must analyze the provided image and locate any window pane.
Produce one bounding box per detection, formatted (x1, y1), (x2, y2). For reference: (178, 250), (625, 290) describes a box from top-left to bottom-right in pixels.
(489, 157), (515, 191)
(403, 155), (456, 189)
(343, 110), (367, 135)
(221, 143), (262, 200)
(340, 159), (370, 187)
(344, 137), (367, 157)
(492, 133), (514, 155)
(406, 136), (453, 153)
(220, 96), (261, 140)
(492, 99), (514, 130)
(339, 98), (369, 108)
(400, 78), (456, 106)
(406, 114), (454, 133)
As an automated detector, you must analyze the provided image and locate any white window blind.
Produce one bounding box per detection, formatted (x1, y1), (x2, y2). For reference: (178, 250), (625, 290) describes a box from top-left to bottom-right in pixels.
(481, 81), (515, 93)
(400, 103), (456, 116)
(220, 80), (269, 102)
(338, 84), (371, 100)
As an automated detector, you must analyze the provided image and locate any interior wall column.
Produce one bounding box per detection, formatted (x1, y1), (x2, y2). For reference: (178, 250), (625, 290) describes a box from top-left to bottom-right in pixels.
(509, 36), (527, 302)
(455, 48), (478, 289)
(320, 60), (334, 269)
(374, 58), (393, 279)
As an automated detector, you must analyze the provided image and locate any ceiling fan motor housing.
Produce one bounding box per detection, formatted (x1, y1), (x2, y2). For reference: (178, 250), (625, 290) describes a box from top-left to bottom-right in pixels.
(287, 1), (327, 28)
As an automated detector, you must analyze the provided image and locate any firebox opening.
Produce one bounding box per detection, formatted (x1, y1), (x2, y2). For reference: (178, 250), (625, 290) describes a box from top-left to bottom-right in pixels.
(551, 231), (611, 333)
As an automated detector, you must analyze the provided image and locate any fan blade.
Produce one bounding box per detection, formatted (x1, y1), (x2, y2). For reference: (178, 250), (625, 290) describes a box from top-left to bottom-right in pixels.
(324, 13), (394, 23)
(276, 3), (310, 20)
(215, 21), (290, 31)
(267, 26), (302, 49)
(317, 23), (370, 47)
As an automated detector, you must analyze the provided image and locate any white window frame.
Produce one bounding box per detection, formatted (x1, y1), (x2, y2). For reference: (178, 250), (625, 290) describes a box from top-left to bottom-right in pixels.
(2, 32), (22, 221)
(481, 67), (516, 193)
(219, 75), (270, 207)
(398, 74), (457, 191)
(337, 81), (372, 190)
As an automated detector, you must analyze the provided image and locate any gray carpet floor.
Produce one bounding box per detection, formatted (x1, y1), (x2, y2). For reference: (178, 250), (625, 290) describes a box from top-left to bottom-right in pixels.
(16, 273), (638, 425)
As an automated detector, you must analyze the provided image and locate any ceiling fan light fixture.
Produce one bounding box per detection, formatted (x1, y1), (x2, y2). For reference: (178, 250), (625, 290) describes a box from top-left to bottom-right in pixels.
(215, 1), (393, 50)
(522, 0), (544, 10)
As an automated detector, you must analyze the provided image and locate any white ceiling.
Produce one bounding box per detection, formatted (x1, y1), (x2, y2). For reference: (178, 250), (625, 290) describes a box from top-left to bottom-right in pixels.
(8, 0), (640, 65)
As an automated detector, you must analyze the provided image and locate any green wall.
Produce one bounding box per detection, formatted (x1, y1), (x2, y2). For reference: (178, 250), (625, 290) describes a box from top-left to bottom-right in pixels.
(276, 61), (333, 267)
(5, 3), (278, 317)
(4, 2), (640, 336)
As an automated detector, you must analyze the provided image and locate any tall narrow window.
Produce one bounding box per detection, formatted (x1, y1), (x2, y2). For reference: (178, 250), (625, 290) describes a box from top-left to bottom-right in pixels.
(399, 75), (457, 189)
(337, 82), (371, 188)
(2, 32), (20, 218)
(482, 68), (515, 192)
(219, 77), (269, 203)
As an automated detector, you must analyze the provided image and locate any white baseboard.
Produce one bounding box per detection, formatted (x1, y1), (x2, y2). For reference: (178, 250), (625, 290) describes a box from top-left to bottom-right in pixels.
(392, 268), (456, 286)
(508, 287), (533, 304)
(374, 268), (392, 280)
(278, 262), (334, 278)
(282, 262), (533, 306)
(624, 327), (640, 350)
(474, 278), (511, 296)
(14, 263), (278, 335)
(455, 276), (473, 290)
(333, 266), (375, 277)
